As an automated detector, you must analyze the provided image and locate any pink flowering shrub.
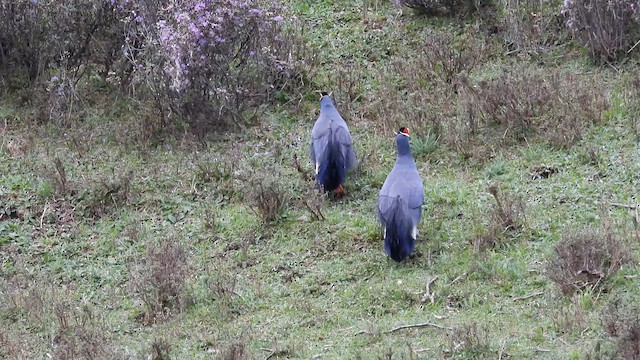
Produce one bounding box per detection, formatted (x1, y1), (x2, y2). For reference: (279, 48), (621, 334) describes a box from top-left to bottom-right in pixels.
(151, 0), (302, 131)
(562, 0), (640, 63)
(1, 0), (310, 133)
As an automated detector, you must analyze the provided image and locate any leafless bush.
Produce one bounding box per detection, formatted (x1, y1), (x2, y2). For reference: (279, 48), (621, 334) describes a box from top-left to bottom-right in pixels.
(76, 170), (134, 218)
(554, 296), (588, 335)
(364, 24), (486, 135)
(250, 181), (287, 223)
(0, 331), (18, 358)
(446, 321), (492, 357)
(602, 293), (640, 359)
(217, 341), (248, 360)
(563, 0), (640, 63)
(51, 157), (71, 196)
(461, 68), (608, 148)
(469, 185), (527, 252)
(149, 338), (172, 360)
(398, 0), (494, 16)
(488, 184), (526, 233)
(194, 159), (237, 201)
(51, 303), (113, 360)
(546, 226), (628, 295)
(422, 27), (487, 84)
(501, 0), (567, 53)
(623, 75), (640, 140)
(1, 278), (122, 359)
(131, 239), (191, 324)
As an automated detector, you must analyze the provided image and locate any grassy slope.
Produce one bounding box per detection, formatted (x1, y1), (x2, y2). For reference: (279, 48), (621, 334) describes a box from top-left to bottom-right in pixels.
(2, 0), (640, 359)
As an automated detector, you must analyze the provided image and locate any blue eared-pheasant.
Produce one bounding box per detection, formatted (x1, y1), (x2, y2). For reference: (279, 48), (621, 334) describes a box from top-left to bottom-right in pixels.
(377, 127), (424, 262)
(310, 93), (357, 197)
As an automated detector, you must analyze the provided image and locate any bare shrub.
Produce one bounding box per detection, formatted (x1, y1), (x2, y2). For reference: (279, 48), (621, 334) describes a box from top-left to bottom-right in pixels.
(461, 68), (608, 148)
(50, 158), (71, 196)
(149, 338), (172, 360)
(501, 0), (567, 53)
(554, 296), (588, 335)
(602, 293), (640, 359)
(446, 322), (492, 357)
(546, 226), (628, 295)
(422, 27), (487, 84)
(622, 75), (640, 140)
(0, 331), (18, 358)
(470, 185), (526, 252)
(194, 159), (237, 201)
(487, 184), (526, 233)
(0, 0), (139, 88)
(1, 277), (122, 359)
(51, 303), (113, 360)
(217, 341), (248, 360)
(250, 181), (287, 223)
(76, 170), (134, 218)
(398, 0), (494, 16)
(131, 238), (191, 324)
(562, 0), (640, 63)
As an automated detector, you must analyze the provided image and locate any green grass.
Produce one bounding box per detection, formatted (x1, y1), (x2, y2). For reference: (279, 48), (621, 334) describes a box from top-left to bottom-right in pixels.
(2, 0), (640, 359)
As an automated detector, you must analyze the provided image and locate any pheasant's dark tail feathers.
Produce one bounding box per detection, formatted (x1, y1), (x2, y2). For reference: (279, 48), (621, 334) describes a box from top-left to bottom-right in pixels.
(317, 134), (346, 192)
(382, 197), (415, 262)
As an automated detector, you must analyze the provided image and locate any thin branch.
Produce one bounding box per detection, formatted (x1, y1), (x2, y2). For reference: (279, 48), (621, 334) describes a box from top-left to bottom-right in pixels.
(260, 348), (276, 360)
(420, 276), (438, 304)
(610, 202), (639, 209)
(512, 291), (544, 302)
(387, 321), (452, 333)
(448, 273), (466, 286)
(628, 38), (640, 54)
(40, 201), (49, 228)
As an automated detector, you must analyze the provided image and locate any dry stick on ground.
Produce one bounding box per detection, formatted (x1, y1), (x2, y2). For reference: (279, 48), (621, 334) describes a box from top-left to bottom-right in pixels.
(420, 276), (438, 305)
(611, 202), (640, 220)
(512, 291), (544, 302)
(448, 273), (466, 286)
(387, 322), (452, 333)
(260, 347), (289, 360)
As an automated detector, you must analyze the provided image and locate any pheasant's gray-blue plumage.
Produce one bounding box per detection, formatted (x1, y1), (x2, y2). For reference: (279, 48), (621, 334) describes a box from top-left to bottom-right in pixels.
(310, 94), (356, 194)
(377, 128), (424, 262)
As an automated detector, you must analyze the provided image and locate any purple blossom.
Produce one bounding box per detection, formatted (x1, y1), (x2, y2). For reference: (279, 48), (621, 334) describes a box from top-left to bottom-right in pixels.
(194, 1), (205, 12)
(273, 15), (284, 22)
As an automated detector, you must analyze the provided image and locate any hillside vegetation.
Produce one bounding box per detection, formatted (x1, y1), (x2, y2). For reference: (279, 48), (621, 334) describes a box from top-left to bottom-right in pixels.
(1, 0), (640, 359)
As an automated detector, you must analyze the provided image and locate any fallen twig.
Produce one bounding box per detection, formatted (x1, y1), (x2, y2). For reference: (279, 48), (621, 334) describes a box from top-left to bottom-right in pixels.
(40, 202), (49, 228)
(448, 273), (466, 286)
(611, 202), (639, 209)
(260, 347), (289, 360)
(387, 321), (452, 333)
(512, 291), (544, 302)
(420, 276), (438, 305)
